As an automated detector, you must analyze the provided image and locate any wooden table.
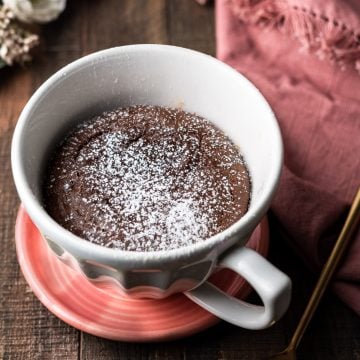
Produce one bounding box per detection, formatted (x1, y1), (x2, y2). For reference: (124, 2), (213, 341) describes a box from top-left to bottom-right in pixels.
(1, 1), (359, 359)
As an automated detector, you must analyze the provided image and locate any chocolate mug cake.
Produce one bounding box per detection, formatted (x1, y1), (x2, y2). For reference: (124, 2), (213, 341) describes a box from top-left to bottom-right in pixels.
(44, 105), (251, 252)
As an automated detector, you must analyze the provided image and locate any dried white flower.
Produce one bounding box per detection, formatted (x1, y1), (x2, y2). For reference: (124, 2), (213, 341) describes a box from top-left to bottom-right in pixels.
(3, 0), (66, 24)
(0, 5), (39, 65)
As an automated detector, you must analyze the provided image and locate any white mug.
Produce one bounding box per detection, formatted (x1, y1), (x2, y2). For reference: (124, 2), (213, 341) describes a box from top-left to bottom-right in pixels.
(12, 45), (291, 330)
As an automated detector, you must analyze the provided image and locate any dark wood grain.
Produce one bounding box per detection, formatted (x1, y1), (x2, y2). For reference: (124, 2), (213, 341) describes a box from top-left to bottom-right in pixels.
(0, 71), (79, 359)
(167, 0), (215, 55)
(0, 1), (359, 359)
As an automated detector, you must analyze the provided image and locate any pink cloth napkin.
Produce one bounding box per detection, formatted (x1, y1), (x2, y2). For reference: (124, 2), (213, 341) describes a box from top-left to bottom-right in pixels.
(216, 0), (360, 314)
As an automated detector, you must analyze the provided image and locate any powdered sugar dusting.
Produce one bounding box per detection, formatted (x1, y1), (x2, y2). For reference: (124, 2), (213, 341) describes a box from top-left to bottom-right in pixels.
(45, 105), (251, 251)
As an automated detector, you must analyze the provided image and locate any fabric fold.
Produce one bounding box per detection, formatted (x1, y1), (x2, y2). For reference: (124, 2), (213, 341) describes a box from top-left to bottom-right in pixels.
(216, 0), (360, 314)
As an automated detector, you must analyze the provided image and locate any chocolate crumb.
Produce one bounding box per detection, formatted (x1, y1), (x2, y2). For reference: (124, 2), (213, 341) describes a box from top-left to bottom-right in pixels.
(44, 105), (251, 251)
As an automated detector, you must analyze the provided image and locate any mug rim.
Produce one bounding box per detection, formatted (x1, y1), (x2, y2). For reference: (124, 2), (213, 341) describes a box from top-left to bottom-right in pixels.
(11, 44), (283, 266)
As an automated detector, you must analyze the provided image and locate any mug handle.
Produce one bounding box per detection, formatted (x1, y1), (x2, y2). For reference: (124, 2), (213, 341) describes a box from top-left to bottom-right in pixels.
(185, 247), (292, 330)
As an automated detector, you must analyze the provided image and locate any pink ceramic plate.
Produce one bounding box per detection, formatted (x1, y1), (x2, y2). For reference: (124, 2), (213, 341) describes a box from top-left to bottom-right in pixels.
(15, 206), (269, 342)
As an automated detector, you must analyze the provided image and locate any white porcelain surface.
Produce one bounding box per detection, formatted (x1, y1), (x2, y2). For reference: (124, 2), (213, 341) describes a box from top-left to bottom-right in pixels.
(12, 45), (290, 329)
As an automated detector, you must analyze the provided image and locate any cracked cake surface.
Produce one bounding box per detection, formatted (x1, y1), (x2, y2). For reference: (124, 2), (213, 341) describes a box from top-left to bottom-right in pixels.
(44, 105), (251, 251)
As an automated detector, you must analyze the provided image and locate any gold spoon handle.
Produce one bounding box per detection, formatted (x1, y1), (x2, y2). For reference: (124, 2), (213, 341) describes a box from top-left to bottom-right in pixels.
(289, 188), (360, 350)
